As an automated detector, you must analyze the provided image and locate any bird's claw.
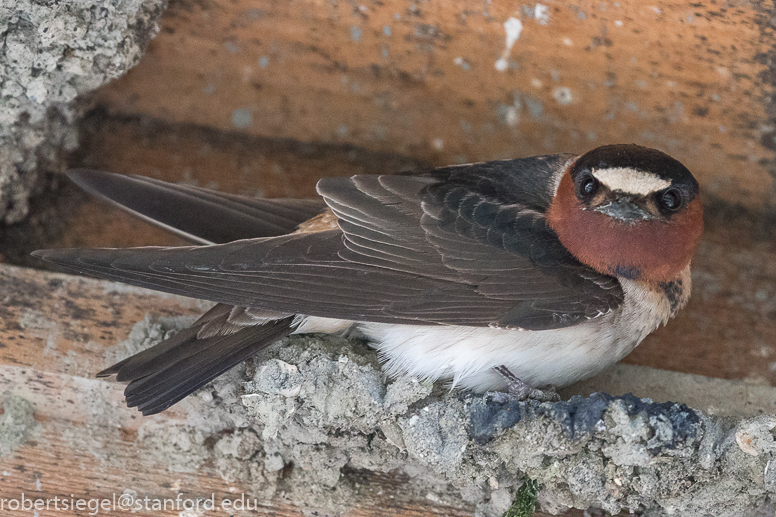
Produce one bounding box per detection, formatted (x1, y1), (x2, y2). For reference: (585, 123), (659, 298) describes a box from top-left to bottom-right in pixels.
(492, 365), (560, 402)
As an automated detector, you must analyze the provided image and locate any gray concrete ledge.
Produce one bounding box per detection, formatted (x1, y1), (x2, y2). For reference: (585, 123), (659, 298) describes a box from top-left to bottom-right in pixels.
(0, 0), (166, 222)
(562, 362), (776, 419)
(101, 315), (776, 517)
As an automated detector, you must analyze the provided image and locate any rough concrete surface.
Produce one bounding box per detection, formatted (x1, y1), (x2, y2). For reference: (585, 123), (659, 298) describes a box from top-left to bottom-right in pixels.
(562, 363), (776, 419)
(0, 0), (166, 223)
(102, 316), (776, 517)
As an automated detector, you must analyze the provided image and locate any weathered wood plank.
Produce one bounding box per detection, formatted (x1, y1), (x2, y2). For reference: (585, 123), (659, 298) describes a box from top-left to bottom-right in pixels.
(0, 266), (207, 378)
(94, 0), (776, 207)
(625, 210), (776, 383)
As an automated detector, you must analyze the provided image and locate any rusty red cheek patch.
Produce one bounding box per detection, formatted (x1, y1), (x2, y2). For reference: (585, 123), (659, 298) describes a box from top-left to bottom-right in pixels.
(547, 173), (703, 284)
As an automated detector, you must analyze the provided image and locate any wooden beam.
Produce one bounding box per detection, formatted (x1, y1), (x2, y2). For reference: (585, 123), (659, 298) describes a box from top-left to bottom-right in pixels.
(94, 0), (776, 207)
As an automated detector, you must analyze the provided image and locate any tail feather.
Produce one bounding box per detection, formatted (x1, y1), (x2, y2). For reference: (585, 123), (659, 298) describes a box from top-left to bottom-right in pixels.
(58, 170), (318, 415)
(97, 304), (231, 382)
(101, 316), (295, 415)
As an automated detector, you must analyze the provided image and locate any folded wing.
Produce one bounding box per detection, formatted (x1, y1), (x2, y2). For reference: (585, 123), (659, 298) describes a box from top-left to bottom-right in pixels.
(37, 156), (623, 330)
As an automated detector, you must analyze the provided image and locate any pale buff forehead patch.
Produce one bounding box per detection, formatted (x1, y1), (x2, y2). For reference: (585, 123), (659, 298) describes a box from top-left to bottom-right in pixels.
(591, 167), (672, 196)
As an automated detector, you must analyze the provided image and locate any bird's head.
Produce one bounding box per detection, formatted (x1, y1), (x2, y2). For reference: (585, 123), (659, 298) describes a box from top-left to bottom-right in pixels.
(547, 144), (703, 284)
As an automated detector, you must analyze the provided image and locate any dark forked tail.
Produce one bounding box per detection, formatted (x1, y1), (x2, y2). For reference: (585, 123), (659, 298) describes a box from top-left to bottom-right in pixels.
(98, 313), (295, 415)
(45, 169), (315, 414)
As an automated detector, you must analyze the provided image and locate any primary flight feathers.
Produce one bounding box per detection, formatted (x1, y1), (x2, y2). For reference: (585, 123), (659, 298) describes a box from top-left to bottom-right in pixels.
(67, 169), (326, 244)
(37, 159), (622, 330)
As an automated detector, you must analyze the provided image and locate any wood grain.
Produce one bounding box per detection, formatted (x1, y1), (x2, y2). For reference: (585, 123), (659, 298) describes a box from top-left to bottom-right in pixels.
(94, 0), (776, 207)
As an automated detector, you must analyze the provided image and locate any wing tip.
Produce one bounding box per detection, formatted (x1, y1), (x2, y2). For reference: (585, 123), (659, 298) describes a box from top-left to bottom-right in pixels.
(30, 248), (79, 265)
(30, 248), (61, 262)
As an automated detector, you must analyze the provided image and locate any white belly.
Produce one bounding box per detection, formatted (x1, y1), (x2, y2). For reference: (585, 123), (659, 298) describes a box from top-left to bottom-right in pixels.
(292, 277), (678, 391)
(358, 318), (637, 391)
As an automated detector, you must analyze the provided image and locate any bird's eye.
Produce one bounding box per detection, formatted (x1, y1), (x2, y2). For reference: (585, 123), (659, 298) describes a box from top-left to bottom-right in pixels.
(580, 176), (598, 197)
(659, 189), (682, 211)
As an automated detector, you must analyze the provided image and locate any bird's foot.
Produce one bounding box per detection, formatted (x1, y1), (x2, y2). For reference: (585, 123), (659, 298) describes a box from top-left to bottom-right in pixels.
(492, 365), (560, 402)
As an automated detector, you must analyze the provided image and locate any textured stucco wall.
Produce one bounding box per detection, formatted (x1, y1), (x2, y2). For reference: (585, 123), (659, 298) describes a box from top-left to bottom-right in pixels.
(0, 0), (166, 223)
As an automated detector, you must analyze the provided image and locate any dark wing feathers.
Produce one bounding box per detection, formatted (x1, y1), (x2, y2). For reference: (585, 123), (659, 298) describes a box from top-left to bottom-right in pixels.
(34, 233), (509, 324)
(94, 301), (294, 415)
(68, 169), (326, 245)
(97, 304), (230, 381)
(425, 154), (574, 208)
(317, 159), (622, 328)
(39, 156), (623, 331)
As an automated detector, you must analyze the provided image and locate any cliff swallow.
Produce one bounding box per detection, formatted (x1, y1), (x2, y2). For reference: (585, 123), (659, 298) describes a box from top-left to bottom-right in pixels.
(33, 144), (703, 415)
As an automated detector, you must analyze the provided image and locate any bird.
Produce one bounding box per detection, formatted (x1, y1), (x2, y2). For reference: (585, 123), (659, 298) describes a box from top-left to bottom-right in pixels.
(32, 144), (703, 416)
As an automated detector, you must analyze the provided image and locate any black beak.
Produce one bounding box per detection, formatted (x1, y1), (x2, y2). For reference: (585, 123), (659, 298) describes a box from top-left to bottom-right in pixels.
(593, 196), (652, 222)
